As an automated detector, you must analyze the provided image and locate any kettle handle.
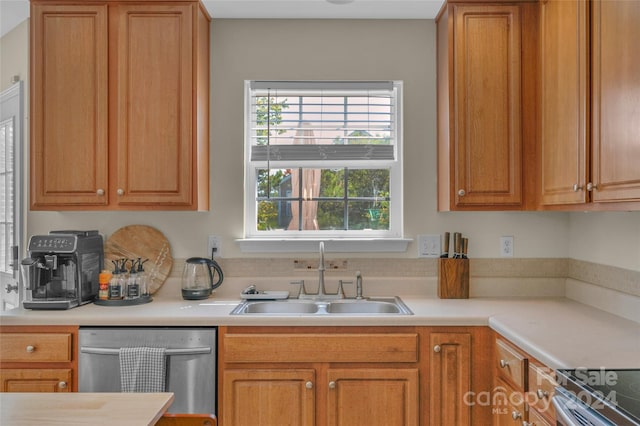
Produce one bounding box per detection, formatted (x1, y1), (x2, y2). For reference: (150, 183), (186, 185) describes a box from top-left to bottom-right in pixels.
(208, 260), (224, 291)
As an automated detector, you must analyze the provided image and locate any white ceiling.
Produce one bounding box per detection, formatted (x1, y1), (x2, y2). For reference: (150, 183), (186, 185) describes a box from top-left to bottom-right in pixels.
(1, 0), (444, 38)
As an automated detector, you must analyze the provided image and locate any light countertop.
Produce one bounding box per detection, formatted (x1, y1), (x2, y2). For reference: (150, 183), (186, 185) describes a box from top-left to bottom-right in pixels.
(2, 284), (639, 370)
(0, 392), (173, 426)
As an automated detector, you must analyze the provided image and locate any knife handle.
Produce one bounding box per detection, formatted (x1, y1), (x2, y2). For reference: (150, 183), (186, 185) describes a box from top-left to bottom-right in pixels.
(442, 232), (450, 256)
(462, 238), (468, 259)
(453, 233), (462, 258)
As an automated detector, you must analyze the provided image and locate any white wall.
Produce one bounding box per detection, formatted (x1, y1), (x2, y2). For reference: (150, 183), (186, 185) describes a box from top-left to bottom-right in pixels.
(3, 18), (637, 268)
(569, 212), (640, 271)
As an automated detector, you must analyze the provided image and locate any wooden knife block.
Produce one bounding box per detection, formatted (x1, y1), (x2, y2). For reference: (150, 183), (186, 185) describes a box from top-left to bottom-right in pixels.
(438, 258), (469, 299)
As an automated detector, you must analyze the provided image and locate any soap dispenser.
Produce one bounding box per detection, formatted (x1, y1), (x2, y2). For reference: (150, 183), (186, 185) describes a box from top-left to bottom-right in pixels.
(126, 259), (139, 299)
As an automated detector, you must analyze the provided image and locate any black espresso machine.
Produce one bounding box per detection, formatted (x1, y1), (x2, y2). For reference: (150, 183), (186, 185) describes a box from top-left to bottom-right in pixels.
(20, 230), (104, 310)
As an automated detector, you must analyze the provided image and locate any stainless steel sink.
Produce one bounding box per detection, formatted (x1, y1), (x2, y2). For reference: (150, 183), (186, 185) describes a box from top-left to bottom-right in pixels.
(240, 301), (319, 314)
(230, 297), (413, 315)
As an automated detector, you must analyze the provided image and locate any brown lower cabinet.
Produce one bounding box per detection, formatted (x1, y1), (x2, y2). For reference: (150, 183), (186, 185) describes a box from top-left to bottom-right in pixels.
(493, 335), (557, 426)
(0, 326), (78, 392)
(218, 326), (493, 426)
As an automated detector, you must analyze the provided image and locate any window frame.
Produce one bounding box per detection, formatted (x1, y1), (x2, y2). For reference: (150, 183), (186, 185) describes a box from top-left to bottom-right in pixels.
(242, 80), (405, 248)
(0, 80), (24, 310)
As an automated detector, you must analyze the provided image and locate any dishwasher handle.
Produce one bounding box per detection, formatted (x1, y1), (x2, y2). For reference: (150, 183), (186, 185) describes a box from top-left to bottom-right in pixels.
(80, 346), (212, 356)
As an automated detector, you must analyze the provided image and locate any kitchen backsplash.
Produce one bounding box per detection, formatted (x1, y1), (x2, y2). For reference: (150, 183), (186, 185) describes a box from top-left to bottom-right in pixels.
(168, 257), (639, 298)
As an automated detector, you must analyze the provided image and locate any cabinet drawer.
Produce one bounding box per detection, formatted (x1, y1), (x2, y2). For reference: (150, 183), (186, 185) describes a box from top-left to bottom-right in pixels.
(528, 363), (557, 420)
(494, 377), (526, 426)
(528, 407), (552, 426)
(0, 333), (72, 363)
(224, 333), (418, 363)
(495, 339), (527, 389)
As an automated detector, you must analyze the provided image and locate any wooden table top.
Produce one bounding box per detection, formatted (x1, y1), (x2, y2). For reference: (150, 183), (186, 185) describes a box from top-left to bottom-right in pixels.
(0, 392), (174, 426)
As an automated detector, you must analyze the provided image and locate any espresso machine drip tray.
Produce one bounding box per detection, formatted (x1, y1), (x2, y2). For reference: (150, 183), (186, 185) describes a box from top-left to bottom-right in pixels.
(23, 299), (79, 310)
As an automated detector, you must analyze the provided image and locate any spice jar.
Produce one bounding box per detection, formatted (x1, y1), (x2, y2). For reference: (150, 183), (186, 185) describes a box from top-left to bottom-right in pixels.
(98, 270), (111, 301)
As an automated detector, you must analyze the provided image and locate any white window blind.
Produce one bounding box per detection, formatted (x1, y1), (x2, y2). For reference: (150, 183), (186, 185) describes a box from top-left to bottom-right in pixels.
(248, 81), (398, 164)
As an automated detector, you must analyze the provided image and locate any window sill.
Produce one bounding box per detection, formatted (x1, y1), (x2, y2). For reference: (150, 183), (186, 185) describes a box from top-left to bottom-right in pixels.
(236, 238), (412, 253)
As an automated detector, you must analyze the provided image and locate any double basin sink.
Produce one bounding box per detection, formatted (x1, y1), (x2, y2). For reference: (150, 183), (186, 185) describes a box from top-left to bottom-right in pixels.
(231, 296), (413, 315)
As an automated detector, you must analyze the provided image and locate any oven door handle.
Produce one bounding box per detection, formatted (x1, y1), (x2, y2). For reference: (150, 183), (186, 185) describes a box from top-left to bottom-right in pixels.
(552, 392), (615, 426)
(80, 346), (212, 356)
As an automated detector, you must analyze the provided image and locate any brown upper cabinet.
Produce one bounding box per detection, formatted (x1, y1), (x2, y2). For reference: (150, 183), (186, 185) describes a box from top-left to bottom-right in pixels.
(30, 0), (210, 211)
(437, 1), (539, 211)
(539, 0), (640, 209)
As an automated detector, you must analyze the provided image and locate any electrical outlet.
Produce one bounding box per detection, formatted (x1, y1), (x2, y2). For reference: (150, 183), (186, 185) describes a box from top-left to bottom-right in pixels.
(417, 234), (441, 258)
(207, 235), (222, 258)
(500, 236), (514, 257)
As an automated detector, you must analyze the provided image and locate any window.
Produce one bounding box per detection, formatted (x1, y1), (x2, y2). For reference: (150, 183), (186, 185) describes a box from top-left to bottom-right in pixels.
(244, 80), (403, 246)
(0, 81), (23, 311)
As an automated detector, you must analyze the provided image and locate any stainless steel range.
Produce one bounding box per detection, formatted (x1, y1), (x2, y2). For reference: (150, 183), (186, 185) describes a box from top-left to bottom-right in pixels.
(553, 369), (640, 426)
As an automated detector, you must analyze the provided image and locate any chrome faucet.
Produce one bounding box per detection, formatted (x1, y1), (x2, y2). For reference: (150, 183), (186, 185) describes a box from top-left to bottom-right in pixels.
(292, 242), (347, 299)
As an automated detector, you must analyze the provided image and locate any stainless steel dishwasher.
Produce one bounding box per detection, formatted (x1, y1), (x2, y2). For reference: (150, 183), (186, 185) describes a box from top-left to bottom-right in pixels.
(79, 327), (216, 414)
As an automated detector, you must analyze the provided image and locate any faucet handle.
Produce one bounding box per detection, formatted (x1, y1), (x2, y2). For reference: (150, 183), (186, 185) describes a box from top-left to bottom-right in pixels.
(337, 280), (352, 299)
(290, 280), (305, 298)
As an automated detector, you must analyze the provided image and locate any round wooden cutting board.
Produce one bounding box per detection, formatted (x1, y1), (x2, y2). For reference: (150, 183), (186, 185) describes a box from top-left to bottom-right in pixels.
(104, 225), (173, 295)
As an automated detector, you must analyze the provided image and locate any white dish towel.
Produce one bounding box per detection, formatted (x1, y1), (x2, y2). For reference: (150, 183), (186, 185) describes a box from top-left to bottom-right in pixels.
(119, 347), (167, 392)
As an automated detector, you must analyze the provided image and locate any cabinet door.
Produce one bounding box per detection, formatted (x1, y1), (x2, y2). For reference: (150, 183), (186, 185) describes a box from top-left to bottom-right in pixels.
(451, 5), (522, 207)
(30, 4), (109, 208)
(539, 0), (588, 205)
(222, 369), (315, 426)
(0, 369), (72, 392)
(326, 368), (419, 426)
(430, 333), (471, 426)
(591, 0), (640, 202)
(112, 3), (195, 207)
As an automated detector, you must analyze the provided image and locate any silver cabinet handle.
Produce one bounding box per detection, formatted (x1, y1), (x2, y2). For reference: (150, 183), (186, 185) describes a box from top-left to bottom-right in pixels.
(117, 188), (124, 196)
(433, 345), (441, 353)
(329, 381), (336, 389)
(499, 359), (509, 368)
(458, 189), (466, 196)
(572, 183), (583, 192)
(96, 188), (105, 196)
(511, 410), (522, 420)
(536, 389), (549, 399)
(58, 381), (67, 389)
(587, 182), (597, 191)
(305, 381), (313, 389)
(26, 345), (35, 353)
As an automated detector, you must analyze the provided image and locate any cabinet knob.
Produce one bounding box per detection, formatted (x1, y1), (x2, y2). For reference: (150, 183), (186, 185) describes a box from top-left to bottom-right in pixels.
(511, 410), (522, 420)
(572, 183), (583, 192)
(499, 359), (509, 368)
(26, 345), (35, 353)
(329, 381), (336, 389)
(536, 389), (549, 399)
(58, 381), (67, 389)
(433, 345), (441, 353)
(96, 188), (105, 196)
(587, 182), (597, 191)
(305, 381), (313, 389)
(117, 188), (124, 196)
(458, 189), (466, 197)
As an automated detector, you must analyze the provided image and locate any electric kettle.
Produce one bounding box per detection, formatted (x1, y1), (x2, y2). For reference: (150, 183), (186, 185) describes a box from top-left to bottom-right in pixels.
(181, 257), (224, 300)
